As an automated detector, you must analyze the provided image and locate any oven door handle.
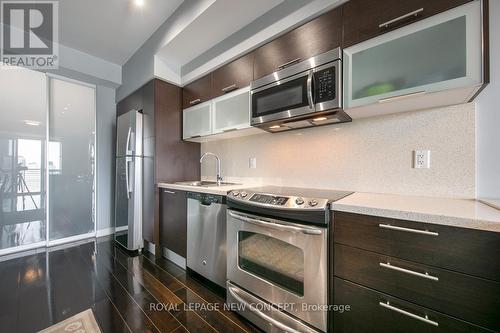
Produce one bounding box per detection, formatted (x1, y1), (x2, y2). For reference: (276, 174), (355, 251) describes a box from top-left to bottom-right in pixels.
(228, 211), (323, 235)
(228, 285), (303, 333)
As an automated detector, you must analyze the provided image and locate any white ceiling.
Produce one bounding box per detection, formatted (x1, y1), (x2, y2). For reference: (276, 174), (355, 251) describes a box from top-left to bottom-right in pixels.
(156, 0), (284, 67)
(59, 0), (184, 65)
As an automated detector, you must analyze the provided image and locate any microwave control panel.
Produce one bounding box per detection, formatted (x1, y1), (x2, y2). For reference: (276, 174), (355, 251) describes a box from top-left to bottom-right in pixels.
(314, 66), (336, 103)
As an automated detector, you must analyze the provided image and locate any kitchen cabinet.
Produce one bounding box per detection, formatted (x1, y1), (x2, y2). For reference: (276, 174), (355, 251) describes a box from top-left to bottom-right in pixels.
(160, 189), (187, 257)
(183, 87), (260, 142)
(342, 0), (472, 48)
(331, 211), (500, 332)
(343, 0), (485, 117)
(252, 6), (342, 80)
(211, 52), (254, 98)
(212, 87), (251, 134)
(333, 278), (491, 333)
(182, 74), (212, 109)
(182, 102), (212, 140)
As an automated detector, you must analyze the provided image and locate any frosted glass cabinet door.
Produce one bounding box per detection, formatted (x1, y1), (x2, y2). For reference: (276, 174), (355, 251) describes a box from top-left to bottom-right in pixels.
(212, 87), (251, 134)
(344, 1), (483, 109)
(183, 102), (212, 140)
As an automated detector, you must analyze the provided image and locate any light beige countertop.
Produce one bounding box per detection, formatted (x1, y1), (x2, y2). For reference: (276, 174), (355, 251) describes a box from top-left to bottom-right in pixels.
(158, 182), (254, 196)
(331, 192), (500, 232)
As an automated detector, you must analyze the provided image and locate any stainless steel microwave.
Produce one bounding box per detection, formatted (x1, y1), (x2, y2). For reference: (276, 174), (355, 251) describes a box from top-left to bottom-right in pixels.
(250, 48), (350, 133)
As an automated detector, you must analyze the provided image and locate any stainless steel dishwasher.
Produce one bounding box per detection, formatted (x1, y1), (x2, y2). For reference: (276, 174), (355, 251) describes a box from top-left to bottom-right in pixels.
(187, 191), (227, 287)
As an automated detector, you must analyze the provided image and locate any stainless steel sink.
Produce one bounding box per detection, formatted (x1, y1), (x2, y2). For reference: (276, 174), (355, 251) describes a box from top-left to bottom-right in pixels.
(174, 180), (241, 187)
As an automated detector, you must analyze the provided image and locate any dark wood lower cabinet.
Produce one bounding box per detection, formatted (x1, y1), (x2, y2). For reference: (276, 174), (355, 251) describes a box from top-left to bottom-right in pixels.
(159, 189), (187, 257)
(334, 244), (500, 331)
(333, 211), (500, 282)
(333, 278), (493, 333)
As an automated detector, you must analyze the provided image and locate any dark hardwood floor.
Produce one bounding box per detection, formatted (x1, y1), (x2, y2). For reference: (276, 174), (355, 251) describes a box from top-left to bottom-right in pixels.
(0, 238), (261, 333)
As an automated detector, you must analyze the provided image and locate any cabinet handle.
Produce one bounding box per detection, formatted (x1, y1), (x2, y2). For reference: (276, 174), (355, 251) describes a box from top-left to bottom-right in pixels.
(380, 262), (439, 281)
(277, 58), (301, 70)
(163, 190), (176, 194)
(379, 224), (438, 236)
(221, 84), (238, 93)
(378, 90), (426, 103)
(189, 98), (201, 105)
(187, 135), (201, 139)
(379, 8), (424, 29)
(222, 128), (238, 133)
(379, 301), (439, 327)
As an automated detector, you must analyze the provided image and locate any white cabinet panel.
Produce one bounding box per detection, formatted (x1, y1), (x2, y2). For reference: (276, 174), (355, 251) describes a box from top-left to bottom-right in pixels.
(344, 0), (483, 114)
(182, 102), (212, 140)
(212, 87), (251, 134)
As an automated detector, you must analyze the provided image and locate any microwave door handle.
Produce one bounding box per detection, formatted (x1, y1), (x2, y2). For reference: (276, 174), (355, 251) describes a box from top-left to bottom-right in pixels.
(306, 70), (314, 109)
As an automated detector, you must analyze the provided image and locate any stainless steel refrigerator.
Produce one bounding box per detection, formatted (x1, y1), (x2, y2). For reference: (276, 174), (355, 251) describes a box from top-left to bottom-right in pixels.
(115, 110), (152, 251)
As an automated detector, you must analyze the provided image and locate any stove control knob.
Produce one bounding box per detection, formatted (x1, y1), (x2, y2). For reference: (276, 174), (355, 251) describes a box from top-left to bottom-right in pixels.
(295, 197), (304, 205)
(309, 199), (318, 207)
(232, 191), (240, 197)
(241, 191), (248, 198)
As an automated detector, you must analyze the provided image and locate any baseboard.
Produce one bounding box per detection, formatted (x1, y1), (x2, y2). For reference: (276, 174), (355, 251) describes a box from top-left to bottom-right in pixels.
(162, 247), (186, 269)
(96, 227), (115, 237)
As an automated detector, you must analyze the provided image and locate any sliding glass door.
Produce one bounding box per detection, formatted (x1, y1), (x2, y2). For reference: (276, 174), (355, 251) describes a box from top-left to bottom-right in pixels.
(0, 67), (96, 254)
(48, 77), (96, 243)
(0, 67), (47, 252)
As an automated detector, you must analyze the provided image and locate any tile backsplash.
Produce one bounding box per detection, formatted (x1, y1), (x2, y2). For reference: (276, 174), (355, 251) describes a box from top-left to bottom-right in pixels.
(201, 103), (476, 198)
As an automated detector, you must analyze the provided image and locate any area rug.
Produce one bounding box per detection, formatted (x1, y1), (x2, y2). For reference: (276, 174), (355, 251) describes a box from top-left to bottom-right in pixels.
(38, 309), (102, 333)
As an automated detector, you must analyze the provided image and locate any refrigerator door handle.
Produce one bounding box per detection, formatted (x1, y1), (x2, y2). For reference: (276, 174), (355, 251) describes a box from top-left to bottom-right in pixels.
(125, 126), (132, 155)
(125, 157), (132, 199)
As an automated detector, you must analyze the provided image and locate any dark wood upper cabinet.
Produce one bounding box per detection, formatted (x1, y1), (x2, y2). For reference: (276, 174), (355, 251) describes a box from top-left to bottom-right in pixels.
(342, 0), (472, 48)
(253, 7), (342, 80)
(211, 52), (254, 98)
(182, 74), (212, 109)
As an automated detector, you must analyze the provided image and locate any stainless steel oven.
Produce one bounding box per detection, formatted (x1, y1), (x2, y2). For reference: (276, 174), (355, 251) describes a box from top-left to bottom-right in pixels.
(226, 186), (352, 333)
(250, 48), (350, 133)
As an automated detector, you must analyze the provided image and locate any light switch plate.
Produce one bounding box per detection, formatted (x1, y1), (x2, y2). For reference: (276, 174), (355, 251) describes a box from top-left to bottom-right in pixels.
(414, 150), (431, 169)
(249, 157), (257, 169)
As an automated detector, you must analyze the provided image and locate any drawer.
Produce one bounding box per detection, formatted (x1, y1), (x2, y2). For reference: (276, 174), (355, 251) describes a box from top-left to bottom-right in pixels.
(334, 244), (500, 331)
(333, 277), (493, 333)
(333, 211), (500, 281)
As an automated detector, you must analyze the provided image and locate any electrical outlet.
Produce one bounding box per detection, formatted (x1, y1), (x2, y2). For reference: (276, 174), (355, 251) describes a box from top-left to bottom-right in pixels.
(414, 150), (431, 169)
(249, 157), (257, 169)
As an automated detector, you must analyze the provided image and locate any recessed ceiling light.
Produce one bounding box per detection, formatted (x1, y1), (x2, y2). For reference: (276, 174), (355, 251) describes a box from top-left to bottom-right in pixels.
(312, 117), (328, 122)
(269, 125), (281, 129)
(24, 120), (41, 126)
(134, 0), (145, 7)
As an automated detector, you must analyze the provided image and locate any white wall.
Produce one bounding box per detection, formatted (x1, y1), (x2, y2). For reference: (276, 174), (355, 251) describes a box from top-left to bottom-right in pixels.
(202, 103), (476, 198)
(96, 86), (116, 233)
(476, 0), (500, 201)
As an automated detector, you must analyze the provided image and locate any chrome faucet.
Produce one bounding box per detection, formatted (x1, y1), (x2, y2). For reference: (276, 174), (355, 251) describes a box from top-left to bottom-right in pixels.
(200, 152), (222, 186)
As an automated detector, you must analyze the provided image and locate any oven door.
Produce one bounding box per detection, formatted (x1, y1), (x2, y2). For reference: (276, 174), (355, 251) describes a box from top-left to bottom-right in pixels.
(251, 70), (314, 125)
(227, 209), (328, 331)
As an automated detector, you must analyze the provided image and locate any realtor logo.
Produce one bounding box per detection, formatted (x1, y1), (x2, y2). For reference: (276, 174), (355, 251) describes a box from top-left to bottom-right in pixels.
(1, 0), (58, 69)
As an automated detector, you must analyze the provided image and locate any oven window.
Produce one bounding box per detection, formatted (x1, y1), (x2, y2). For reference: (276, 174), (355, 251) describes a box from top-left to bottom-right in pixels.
(238, 231), (304, 296)
(252, 76), (309, 118)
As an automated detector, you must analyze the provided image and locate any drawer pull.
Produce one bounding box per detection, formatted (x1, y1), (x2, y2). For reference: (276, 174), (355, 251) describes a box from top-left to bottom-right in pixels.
(277, 58), (302, 70)
(379, 301), (438, 327)
(163, 190), (176, 194)
(221, 84), (238, 93)
(378, 8), (424, 29)
(379, 224), (438, 236)
(380, 262), (439, 281)
(189, 98), (201, 105)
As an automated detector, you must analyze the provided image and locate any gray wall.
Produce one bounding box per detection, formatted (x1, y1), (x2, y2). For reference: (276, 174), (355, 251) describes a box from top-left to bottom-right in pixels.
(476, 0), (500, 200)
(96, 85), (117, 232)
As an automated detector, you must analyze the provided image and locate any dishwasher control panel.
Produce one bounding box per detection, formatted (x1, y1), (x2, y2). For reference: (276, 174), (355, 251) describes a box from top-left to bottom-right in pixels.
(187, 192), (226, 204)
